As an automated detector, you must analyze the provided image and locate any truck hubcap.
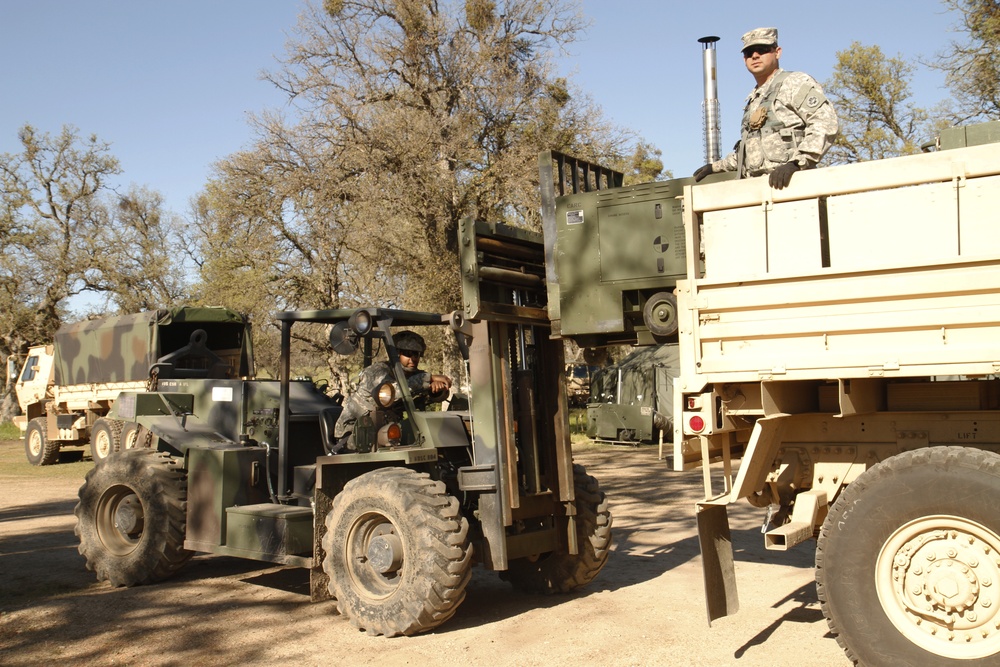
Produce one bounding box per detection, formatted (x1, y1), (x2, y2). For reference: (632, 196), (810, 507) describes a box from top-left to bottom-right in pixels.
(28, 431), (42, 457)
(876, 514), (1000, 659)
(94, 430), (112, 459)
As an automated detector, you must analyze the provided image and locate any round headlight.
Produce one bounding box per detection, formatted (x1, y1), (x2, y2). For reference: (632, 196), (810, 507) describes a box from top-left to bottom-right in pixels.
(375, 382), (395, 407)
(349, 310), (373, 336)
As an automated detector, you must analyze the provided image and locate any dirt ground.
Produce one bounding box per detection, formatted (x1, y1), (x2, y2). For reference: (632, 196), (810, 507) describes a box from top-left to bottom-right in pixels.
(0, 438), (849, 667)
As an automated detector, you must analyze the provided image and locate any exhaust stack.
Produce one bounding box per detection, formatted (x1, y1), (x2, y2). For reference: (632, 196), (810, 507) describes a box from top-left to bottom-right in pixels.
(699, 36), (722, 164)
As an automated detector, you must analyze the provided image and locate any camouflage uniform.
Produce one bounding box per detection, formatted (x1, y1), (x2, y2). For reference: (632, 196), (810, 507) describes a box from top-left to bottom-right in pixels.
(333, 361), (432, 448)
(712, 68), (839, 177)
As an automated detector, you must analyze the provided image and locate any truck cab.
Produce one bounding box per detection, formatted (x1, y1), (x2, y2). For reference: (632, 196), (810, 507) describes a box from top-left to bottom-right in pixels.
(10, 345), (54, 430)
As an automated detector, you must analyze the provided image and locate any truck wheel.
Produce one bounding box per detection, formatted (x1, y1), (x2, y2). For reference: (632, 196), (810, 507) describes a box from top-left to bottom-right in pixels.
(120, 423), (141, 450)
(322, 467), (473, 636)
(25, 418), (60, 466)
(74, 448), (192, 587)
(642, 291), (678, 338)
(502, 463), (613, 593)
(817, 447), (1000, 666)
(90, 418), (123, 462)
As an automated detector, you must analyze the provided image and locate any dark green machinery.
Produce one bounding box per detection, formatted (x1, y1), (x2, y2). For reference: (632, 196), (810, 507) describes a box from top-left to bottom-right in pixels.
(586, 344), (678, 445)
(538, 151), (732, 349)
(75, 239), (612, 636)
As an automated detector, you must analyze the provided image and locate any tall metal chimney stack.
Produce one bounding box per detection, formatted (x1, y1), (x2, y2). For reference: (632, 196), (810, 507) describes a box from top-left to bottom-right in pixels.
(699, 36), (722, 164)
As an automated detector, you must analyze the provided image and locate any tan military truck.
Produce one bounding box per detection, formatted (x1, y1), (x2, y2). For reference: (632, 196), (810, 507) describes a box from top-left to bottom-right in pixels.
(673, 124), (1000, 666)
(532, 119), (1000, 665)
(10, 307), (253, 465)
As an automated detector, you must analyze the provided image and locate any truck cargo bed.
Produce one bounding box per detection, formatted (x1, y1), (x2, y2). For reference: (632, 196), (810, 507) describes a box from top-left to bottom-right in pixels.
(677, 142), (1000, 388)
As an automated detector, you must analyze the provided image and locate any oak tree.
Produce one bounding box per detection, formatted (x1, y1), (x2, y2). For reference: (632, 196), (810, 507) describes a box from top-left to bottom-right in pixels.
(934, 0), (1000, 122)
(0, 125), (184, 419)
(194, 0), (643, 383)
(823, 42), (932, 163)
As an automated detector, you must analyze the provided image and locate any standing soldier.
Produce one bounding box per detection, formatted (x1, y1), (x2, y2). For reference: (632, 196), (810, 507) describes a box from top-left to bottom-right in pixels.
(694, 27), (839, 189)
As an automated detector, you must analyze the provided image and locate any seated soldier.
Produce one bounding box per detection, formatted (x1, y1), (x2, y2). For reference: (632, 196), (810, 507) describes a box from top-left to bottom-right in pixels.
(333, 330), (452, 452)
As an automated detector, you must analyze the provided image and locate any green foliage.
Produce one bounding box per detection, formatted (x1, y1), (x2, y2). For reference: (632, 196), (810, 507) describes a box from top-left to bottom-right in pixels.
(0, 125), (120, 341)
(190, 0), (647, 380)
(620, 141), (667, 185)
(0, 420), (20, 440)
(0, 125), (187, 420)
(0, 436), (94, 479)
(934, 0), (1000, 122)
(823, 42), (932, 163)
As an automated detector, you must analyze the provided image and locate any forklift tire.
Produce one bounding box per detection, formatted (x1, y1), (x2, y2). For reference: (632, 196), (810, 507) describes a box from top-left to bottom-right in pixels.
(322, 467), (473, 636)
(90, 418), (123, 462)
(501, 463), (612, 594)
(25, 418), (60, 466)
(75, 449), (192, 587)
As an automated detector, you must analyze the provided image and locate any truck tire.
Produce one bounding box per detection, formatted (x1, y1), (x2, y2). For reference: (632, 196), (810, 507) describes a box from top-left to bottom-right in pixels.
(816, 447), (1000, 666)
(120, 422), (141, 450)
(501, 463), (613, 593)
(75, 449), (192, 587)
(90, 418), (123, 462)
(24, 418), (60, 466)
(322, 467), (472, 636)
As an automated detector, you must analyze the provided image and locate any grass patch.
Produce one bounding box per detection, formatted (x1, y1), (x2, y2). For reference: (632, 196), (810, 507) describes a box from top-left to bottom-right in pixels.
(0, 431), (93, 481)
(0, 420), (20, 440)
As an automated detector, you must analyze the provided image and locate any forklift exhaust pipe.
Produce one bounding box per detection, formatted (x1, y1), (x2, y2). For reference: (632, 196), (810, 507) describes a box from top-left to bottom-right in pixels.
(699, 35), (722, 164)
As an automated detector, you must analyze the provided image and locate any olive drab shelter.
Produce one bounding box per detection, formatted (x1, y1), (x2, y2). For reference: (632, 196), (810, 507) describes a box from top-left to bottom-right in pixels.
(587, 344), (678, 444)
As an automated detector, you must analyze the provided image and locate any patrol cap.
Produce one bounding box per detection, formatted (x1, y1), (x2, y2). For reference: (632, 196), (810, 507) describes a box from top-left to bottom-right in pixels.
(741, 27), (778, 50)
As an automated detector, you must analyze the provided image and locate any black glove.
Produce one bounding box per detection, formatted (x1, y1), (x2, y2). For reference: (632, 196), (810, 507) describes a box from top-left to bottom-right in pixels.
(768, 161), (800, 189)
(693, 164), (714, 182)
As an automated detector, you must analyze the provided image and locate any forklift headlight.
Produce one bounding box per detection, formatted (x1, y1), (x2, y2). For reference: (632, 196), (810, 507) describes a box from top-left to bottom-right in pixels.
(375, 382), (395, 408)
(349, 310), (373, 336)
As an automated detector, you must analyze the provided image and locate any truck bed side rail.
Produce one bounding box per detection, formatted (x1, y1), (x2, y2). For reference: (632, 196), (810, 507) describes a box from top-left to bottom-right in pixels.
(678, 142), (1000, 386)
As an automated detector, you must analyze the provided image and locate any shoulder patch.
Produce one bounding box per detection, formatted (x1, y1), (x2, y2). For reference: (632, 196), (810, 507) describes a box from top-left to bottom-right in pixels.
(792, 83), (825, 110)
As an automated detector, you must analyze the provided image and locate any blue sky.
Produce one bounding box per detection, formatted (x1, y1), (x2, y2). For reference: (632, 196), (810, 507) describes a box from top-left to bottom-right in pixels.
(1, 1), (959, 218)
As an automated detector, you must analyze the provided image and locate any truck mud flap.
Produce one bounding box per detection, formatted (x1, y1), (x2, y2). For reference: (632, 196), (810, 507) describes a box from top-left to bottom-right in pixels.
(697, 502), (739, 624)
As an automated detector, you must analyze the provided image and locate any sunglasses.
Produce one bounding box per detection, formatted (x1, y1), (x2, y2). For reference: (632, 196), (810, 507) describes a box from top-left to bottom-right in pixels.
(742, 45), (776, 58)
(399, 350), (421, 358)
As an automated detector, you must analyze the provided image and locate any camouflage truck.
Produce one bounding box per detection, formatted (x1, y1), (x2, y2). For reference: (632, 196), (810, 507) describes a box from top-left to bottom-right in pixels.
(586, 344), (677, 446)
(534, 121), (1000, 666)
(10, 307), (253, 465)
(74, 271), (612, 635)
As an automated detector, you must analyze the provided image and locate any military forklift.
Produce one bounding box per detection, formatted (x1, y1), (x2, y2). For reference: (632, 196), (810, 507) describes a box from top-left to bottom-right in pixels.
(74, 223), (611, 636)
